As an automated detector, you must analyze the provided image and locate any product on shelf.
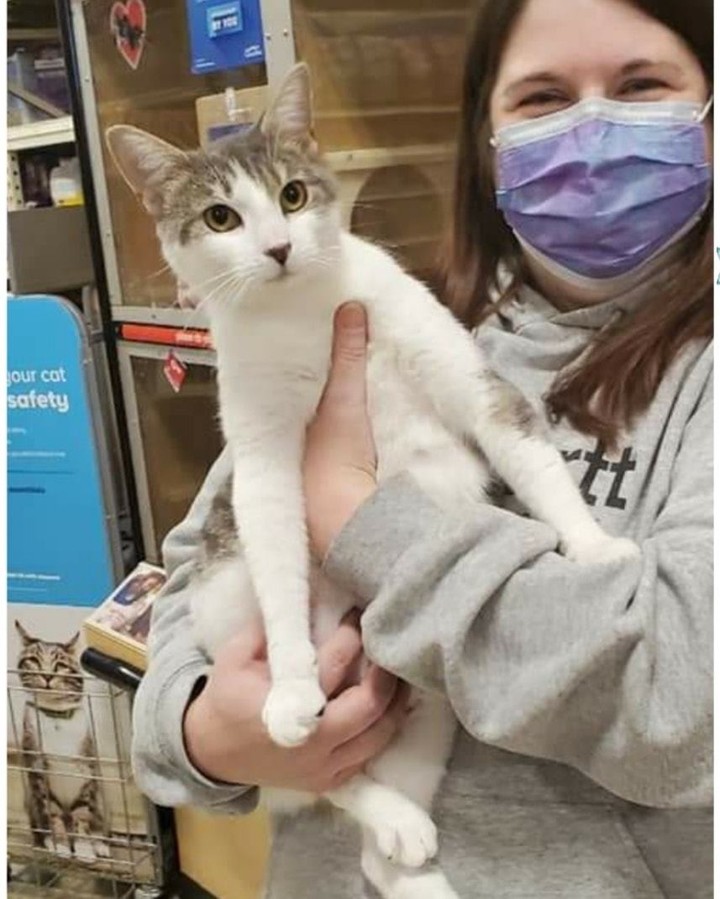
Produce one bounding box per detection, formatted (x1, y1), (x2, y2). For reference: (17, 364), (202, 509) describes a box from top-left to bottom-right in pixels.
(83, 562), (167, 671)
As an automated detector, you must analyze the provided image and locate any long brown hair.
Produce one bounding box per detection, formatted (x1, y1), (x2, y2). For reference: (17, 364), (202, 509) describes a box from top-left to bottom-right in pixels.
(442, 0), (713, 447)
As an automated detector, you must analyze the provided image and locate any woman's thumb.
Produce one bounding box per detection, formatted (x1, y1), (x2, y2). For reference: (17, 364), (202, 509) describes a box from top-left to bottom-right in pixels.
(323, 302), (368, 408)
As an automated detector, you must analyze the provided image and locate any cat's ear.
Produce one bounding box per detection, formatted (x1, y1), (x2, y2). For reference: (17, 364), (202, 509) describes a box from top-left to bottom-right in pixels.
(261, 63), (316, 149)
(64, 632), (80, 653)
(15, 620), (32, 645)
(105, 125), (187, 216)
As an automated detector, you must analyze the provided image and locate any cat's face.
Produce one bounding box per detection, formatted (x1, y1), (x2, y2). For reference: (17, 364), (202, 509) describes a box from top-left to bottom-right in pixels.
(107, 64), (341, 310)
(15, 621), (83, 712)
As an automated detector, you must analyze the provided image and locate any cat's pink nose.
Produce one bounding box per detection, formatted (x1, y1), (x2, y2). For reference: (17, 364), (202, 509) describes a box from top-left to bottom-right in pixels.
(265, 243), (291, 266)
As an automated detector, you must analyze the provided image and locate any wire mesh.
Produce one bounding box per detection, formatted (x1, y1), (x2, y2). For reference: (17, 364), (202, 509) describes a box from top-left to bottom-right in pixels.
(8, 667), (166, 898)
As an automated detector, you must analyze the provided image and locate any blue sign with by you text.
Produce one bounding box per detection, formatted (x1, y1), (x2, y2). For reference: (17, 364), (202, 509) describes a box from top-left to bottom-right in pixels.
(7, 296), (115, 607)
(186, 0), (265, 75)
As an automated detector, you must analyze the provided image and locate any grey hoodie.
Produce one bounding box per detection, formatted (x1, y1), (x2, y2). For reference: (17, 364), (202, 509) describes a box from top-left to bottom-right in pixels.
(131, 284), (713, 898)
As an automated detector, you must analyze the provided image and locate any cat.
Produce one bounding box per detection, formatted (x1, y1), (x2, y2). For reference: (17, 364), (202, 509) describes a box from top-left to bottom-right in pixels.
(15, 621), (110, 864)
(106, 63), (637, 899)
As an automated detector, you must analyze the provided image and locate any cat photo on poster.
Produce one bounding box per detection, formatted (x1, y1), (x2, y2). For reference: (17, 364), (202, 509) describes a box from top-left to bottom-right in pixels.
(7, 606), (150, 872)
(10, 620), (110, 864)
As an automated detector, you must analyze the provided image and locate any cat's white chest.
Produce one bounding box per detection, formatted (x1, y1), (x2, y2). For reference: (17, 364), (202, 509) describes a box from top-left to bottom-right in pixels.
(27, 706), (92, 807)
(211, 303), (332, 433)
(367, 344), (490, 512)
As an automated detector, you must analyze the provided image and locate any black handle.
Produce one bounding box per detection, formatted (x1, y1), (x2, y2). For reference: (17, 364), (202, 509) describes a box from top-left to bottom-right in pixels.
(80, 647), (144, 691)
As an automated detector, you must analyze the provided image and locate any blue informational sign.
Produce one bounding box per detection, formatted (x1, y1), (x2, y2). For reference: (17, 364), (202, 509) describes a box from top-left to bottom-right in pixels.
(186, 0), (265, 75)
(7, 296), (115, 607)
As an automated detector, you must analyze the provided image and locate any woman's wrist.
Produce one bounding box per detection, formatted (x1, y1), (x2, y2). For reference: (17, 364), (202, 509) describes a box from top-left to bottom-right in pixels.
(315, 473), (376, 559)
(182, 679), (241, 785)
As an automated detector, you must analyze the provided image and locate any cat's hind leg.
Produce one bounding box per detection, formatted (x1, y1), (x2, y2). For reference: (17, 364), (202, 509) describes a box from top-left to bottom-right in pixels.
(361, 845), (460, 899)
(385, 289), (638, 564)
(362, 691), (459, 899)
(70, 777), (110, 861)
(322, 692), (456, 875)
(43, 802), (72, 859)
(26, 767), (72, 858)
(461, 375), (640, 564)
(325, 774), (438, 869)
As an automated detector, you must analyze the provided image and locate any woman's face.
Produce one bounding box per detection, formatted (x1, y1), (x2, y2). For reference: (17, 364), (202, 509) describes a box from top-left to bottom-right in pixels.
(488, 0), (710, 307)
(490, 0), (709, 133)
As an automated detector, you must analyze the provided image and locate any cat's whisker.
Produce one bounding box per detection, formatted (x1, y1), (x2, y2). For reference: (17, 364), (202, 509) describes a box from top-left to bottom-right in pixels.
(304, 252), (339, 272)
(177, 270), (249, 326)
(201, 274), (244, 308)
(200, 265), (261, 310)
(192, 265), (256, 293)
(195, 274), (243, 309)
(185, 265), (259, 318)
(145, 262), (173, 281)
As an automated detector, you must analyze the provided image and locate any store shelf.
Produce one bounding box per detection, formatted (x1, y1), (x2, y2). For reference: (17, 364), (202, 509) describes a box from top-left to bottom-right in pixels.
(8, 27), (60, 41)
(326, 142), (455, 172)
(308, 9), (471, 25)
(7, 115), (75, 151)
(8, 206), (93, 293)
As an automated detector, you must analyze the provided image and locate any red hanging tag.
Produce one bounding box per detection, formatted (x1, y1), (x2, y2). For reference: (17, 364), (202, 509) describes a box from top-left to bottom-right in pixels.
(163, 350), (187, 393)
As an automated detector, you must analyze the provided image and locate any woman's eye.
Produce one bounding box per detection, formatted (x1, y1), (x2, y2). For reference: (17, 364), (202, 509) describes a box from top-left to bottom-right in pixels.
(280, 180), (308, 214)
(618, 78), (667, 97)
(203, 204), (242, 232)
(517, 90), (568, 109)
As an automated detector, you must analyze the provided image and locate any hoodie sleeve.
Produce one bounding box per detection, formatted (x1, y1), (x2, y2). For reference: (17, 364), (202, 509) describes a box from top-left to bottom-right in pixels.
(324, 380), (712, 809)
(130, 445), (259, 813)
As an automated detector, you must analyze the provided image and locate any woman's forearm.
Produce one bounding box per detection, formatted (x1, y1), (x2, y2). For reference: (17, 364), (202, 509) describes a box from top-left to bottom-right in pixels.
(324, 425), (712, 810)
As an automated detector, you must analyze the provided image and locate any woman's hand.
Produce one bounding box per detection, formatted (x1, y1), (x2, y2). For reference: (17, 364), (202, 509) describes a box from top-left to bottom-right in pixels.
(304, 302), (377, 559)
(183, 611), (408, 792)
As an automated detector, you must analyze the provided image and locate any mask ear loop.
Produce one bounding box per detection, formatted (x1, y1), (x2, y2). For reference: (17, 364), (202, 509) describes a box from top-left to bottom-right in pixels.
(696, 95), (714, 121)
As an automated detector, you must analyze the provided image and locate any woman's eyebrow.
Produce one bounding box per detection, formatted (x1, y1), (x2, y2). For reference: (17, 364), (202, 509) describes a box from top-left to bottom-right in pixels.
(620, 58), (682, 76)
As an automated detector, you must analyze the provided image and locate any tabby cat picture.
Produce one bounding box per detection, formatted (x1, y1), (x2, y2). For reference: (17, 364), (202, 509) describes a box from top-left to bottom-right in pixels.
(15, 621), (109, 863)
(107, 64), (637, 899)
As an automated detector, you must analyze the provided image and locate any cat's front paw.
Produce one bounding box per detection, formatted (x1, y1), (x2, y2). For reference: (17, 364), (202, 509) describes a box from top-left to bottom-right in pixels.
(262, 678), (327, 747)
(44, 836), (71, 858)
(563, 535), (640, 565)
(92, 836), (112, 858)
(372, 801), (438, 868)
(73, 838), (97, 863)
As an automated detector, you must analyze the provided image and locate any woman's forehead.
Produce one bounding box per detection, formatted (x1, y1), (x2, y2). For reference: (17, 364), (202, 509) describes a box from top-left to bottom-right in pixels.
(494, 0), (701, 88)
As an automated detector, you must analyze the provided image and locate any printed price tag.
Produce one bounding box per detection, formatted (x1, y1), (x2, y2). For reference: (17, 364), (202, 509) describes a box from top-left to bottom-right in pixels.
(163, 350), (188, 393)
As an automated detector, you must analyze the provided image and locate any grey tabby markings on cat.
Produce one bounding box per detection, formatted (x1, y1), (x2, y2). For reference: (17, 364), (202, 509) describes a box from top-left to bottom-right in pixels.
(198, 474), (238, 566)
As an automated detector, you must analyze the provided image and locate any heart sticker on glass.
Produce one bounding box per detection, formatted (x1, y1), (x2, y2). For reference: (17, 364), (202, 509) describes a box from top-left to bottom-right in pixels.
(110, 0), (147, 70)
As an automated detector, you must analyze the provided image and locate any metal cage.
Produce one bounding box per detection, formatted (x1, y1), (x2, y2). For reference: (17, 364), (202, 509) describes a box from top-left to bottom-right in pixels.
(7, 667), (166, 899)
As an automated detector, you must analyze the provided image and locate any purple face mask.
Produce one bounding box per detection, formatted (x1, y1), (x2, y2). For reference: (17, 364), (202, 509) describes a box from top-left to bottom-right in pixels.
(493, 97), (713, 281)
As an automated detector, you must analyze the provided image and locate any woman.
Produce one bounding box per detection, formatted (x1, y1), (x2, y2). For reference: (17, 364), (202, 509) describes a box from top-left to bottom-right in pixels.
(132, 0), (713, 896)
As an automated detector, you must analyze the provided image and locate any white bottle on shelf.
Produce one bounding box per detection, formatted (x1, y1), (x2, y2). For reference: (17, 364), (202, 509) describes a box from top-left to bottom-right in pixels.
(49, 156), (84, 206)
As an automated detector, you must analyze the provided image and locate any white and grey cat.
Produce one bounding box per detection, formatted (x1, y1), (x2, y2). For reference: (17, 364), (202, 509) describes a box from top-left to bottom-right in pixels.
(15, 621), (109, 864)
(107, 64), (637, 899)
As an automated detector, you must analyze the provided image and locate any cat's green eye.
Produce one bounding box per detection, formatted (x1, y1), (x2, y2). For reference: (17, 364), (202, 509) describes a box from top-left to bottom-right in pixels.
(280, 180), (308, 214)
(203, 204), (242, 232)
